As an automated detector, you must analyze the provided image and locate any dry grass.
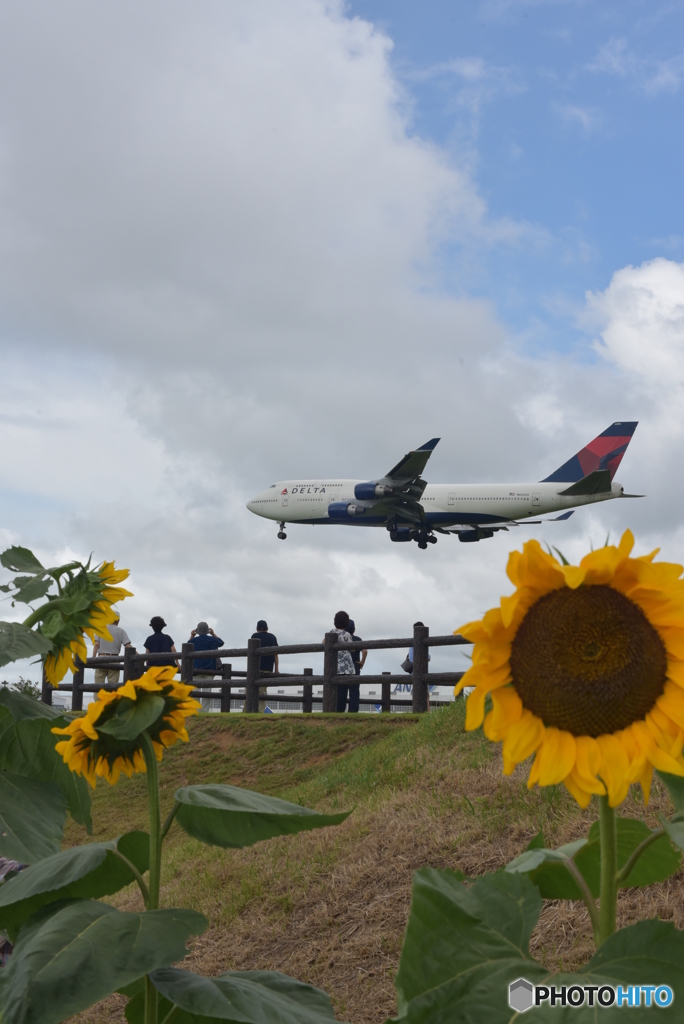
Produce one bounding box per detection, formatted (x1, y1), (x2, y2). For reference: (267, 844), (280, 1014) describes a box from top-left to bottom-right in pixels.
(69, 708), (684, 1024)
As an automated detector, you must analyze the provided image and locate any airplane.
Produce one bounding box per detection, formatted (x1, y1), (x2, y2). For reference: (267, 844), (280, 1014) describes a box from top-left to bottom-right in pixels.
(246, 422), (641, 549)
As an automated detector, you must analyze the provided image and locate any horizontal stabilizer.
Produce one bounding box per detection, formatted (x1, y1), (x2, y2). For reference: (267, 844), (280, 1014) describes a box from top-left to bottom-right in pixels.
(558, 470), (611, 496)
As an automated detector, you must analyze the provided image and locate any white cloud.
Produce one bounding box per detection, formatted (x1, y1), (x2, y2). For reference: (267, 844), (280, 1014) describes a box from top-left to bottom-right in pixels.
(554, 103), (600, 131)
(587, 258), (684, 394)
(589, 36), (684, 95)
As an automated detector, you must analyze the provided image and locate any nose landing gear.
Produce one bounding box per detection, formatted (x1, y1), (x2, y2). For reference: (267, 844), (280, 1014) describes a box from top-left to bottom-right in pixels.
(277, 522), (287, 540)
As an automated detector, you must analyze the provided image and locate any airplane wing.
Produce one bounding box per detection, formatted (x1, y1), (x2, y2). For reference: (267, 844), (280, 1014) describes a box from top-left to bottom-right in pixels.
(350, 439), (440, 525)
(385, 438), (440, 484)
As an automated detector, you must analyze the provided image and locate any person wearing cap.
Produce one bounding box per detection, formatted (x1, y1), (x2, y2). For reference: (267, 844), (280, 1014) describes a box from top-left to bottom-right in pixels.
(188, 622), (224, 675)
(251, 621), (279, 712)
(144, 616), (178, 670)
(92, 609), (131, 686)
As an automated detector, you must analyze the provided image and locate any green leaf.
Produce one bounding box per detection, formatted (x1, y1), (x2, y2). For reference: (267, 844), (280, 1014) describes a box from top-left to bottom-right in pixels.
(506, 838), (587, 874)
(174, 784), (350, 849)
(0, 901), (207, 1024)
(395, 868), (542, 1016)
(526, 829), (545, 850)
(124, 967), (343, 1024)
(390, 869), (684, 1022)
(0, 623), (53, 669)
(509, 818), (681, 900)
(0, 709), (92, 832)
(11, 577), (52, 606)
(0, 831), (149, 938)
(656, 769), (684, 813)
(98, 694), (165, 742)
(0, 547), (45, 575)
(0, 774), (66, 864)
(37, 609), (62, 640)
(658, 814), (684, 851)
(0, 686), (64, 721)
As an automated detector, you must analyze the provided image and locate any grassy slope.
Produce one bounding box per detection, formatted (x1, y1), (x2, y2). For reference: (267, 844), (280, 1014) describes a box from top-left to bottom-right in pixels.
(70, 707), (683, 1024)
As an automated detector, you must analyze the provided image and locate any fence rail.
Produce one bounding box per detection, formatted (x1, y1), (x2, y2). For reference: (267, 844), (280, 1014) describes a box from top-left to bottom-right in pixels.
(41, 622), (469, 714)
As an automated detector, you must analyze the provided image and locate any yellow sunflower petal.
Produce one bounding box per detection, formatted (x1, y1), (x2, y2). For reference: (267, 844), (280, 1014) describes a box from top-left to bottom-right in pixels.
(533, 727), (576, 786)
(484, 686), (523, 742)
(464, 687), (487, 730)
(502, 710), (545, 767)
(596, 735), (632, 807)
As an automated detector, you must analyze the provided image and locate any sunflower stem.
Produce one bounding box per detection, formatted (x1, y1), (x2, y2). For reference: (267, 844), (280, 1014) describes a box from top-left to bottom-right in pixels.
(598, 796), (618, 946)
(141, 731), (162, 1024)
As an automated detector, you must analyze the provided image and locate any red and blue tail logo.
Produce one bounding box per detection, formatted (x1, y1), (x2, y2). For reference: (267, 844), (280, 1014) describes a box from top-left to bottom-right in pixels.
(542, 422), (638, 483)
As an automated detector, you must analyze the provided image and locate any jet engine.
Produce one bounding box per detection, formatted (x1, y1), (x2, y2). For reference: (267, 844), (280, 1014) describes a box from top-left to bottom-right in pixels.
(458, 528), (495, 543)
(328, 502), (368, 519)
(354, 481), (394, 500)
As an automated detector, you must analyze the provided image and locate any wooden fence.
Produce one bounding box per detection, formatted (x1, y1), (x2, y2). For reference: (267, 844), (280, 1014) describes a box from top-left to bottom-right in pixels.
(40, 621), (468, 714)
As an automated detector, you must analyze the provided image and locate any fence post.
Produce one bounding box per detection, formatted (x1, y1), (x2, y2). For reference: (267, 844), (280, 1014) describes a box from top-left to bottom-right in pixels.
(124, 646), (137, 682)
(41, 664), (52, 706)
(302, 668), (313, 714)
(220, 664), (232, 714)
(381, 672), (391, 714)
(181, 643), (194, 685)
(412, 622), (429, 713)
(72, 656), (85, 712)
(322, 632), (337, 713)
(245, 638), (261, 713)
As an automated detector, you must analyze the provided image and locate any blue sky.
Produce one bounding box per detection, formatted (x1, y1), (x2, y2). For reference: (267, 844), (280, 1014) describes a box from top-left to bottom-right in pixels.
(350, 0), (684, 343)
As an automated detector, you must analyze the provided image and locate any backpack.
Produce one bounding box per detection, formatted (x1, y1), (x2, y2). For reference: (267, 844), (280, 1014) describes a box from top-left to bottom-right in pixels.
(334, 629), (356, 675)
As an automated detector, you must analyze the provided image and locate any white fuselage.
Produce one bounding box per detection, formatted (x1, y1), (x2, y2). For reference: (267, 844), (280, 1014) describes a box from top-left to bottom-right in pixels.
(247, 479), (624, 527)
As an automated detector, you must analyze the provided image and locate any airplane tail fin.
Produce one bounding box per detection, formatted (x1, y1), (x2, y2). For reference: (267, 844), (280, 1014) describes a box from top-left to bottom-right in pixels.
(541, 422), (638, 483)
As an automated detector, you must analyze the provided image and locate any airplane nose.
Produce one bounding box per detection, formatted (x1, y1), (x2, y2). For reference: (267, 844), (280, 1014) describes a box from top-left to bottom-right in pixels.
(246, 498), (256, 512)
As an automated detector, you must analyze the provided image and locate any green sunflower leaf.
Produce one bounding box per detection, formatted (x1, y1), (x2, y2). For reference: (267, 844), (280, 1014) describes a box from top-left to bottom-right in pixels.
(35, 610), (63, 640)
(0, 774), (66, 864)
(389, 869), (684, 1022)
(124, 967), (343, 1024)
(393, 868), (545, 1020)
(98, 695), (165, 742)
(0, 547), (45, 575)
(0, 901), (207, 1024)
(0, 831), (149, 938)
(658, 814), (684, 852)
(173, 784), (350, 849)
(0, 709), (92, 833)
(0, 687), (63, 721)
(510, 818), (681, 900)
(0, 622), (53, 668)
(11, 576), (53, 606)
(656, 769), (684, 813)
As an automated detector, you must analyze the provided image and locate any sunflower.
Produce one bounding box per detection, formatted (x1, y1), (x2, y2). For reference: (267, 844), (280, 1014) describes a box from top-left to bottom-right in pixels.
(52, 666), (200, 786)
(455, 530), (684, 808)
(42, 560), (132, 686)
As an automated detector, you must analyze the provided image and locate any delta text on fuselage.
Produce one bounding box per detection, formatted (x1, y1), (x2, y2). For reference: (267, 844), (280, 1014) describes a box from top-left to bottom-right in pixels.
(246, 422), (641, 550)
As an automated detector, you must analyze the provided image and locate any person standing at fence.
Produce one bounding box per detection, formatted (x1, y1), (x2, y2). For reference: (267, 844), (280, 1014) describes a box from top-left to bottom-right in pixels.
(324, 611), (356, 713)
(188, 622), (224, 675)
(144, 616), (178, 670)
(92, 608), (131, 686)
(251, 620), (279, 712)
(341, 619), (367, 713)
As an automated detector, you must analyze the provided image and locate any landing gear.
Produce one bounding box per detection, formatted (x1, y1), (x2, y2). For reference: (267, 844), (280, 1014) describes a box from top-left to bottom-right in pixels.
(277, 522), (287, 540)
(387, 522), (437, 549)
